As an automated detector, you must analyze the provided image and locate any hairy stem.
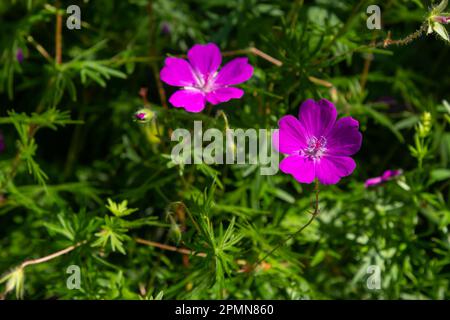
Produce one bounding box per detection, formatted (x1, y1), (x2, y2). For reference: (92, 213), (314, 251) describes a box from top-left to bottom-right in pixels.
(314, 23), (429, 67)
(376, 23), (428, 48)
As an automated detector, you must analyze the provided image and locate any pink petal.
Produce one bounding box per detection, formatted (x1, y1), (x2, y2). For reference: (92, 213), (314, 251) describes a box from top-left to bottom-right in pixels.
(326, 117), (362, 156)
(364, 177), (383, 188)
(279, 155), (315, 184)
(160, 57), (196, 87)
(169, 89), (206, 113)
(215, 57), (253, 86)
(275, 115), (308, 154)
(298, 99), (337, 138)
(381, 169), (401, 180)
(188, 43), (222, 82)
(206, 87), (244, 105)
(316, 156), (356, 185)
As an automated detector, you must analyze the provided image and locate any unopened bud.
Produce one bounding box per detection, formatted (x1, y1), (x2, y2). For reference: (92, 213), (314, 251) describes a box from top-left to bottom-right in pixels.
(133, 108), (155, 123)
(418, 112), (432, 138)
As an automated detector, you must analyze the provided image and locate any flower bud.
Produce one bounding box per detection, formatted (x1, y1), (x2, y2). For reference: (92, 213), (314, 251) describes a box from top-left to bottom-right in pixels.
(133, 108), (155, 123)
(16, 48), (24, 64)
(418, 112), (432, 138)
(433, 16), (450, 24)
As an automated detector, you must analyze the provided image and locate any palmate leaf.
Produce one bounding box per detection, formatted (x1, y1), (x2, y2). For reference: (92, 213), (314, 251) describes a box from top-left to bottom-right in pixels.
(68, 60), (127, 88)
(1, 109), (82, 128)
(92, 216), (130, 255)
(42, 213), (75, 241)
(105, 198), (138, 217)
(20, 139), (48, 185)
(41, 209), (99, 242)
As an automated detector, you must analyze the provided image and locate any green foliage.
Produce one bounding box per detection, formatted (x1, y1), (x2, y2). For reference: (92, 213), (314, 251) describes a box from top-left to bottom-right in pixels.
(93, 215), (130, 255)
(105, 198), (138, 217)
(0, 0), (449, 300)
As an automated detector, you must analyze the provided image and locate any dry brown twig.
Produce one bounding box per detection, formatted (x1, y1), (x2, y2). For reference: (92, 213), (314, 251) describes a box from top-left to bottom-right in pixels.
(19, 241), (86, 269)
(135, 238), (207, 258)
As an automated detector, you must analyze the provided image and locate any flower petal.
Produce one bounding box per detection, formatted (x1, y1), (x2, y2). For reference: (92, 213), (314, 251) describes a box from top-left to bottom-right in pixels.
(272, 129), (280, 152)
(326, 117), (362, 156)
(169, 89), (206, 113)
(298, 99), (337, 138)
(206, 87), (244, 105)
(381, 169), (401, 180)
(275, 115), (308, 154)
(160, 57), (196, 87)
(279, 155), (315, 184)
(316, 156), (356, 185)
(215, 57), (253, 86)
(364, 177), (383, 188)
(187, 43), (222, 82)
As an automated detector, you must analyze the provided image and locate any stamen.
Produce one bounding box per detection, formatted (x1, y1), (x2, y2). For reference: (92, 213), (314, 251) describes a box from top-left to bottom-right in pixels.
(299, 136), (327, 160)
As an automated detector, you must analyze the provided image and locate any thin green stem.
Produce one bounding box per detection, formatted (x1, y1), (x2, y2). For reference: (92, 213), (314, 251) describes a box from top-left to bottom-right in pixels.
(251, 179), (320, 270)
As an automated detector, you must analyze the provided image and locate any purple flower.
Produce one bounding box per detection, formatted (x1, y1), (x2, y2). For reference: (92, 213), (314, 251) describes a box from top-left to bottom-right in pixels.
(273, 99), (362, 185)
(16, 48), (24, 64)
(161, 22), (171, 35)
(160, 43), (254, 113)
(364, 169), (402, 188)
(381, 169), (402, 180)
(0, 132), (5, 153)
(364, 177), (383, 187)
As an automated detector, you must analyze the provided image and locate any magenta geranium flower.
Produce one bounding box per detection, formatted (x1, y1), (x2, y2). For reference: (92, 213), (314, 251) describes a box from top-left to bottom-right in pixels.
(160, 43), (253, 113)
(364, 169), (402, 188)
(273, 99), (362, 185)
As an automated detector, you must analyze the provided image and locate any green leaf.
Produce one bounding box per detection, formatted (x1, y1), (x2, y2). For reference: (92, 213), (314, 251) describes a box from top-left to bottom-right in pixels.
(105, 198), (138, 217)
(429, 169), (450, 184)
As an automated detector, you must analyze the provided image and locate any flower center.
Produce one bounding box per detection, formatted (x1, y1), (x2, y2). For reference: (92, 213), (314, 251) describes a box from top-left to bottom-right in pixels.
(300, 136), (327, 160)
(192, 70), (218, 93)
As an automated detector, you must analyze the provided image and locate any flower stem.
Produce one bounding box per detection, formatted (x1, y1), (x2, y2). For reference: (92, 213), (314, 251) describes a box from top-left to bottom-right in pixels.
(376, 23), (428, 48)
(314, 22), (429, 67)
(251, 179), (320, 270)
